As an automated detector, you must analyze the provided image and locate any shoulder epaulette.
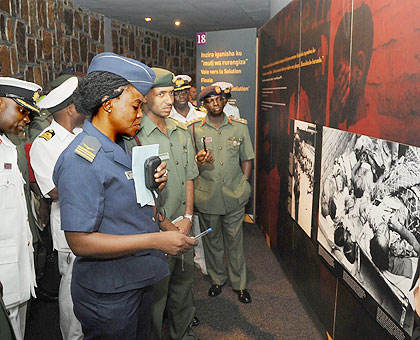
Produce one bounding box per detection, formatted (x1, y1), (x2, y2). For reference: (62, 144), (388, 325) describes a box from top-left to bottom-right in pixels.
(198, 105), (208, 113)
(74, 136), (101, 163)
(168, 117), (188, 130)
(229, 115), (248, 124)
(186, 117), (202, 127)
(39, 129), (55, 141)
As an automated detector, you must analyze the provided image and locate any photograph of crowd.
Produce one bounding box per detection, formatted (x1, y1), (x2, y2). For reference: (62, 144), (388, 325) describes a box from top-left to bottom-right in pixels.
(289, 120), (316, 237)
(318, 127), (420, 334)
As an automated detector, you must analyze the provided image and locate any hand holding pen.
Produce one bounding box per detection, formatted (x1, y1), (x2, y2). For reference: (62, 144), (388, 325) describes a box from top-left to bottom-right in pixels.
(193, 228), (212, 240)
(195, 136), (214, 164)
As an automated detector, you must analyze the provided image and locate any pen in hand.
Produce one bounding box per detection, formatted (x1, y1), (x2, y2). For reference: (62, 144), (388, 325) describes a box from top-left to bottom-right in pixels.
(201, 136), (207, 152)
(193, 228), (212, 240)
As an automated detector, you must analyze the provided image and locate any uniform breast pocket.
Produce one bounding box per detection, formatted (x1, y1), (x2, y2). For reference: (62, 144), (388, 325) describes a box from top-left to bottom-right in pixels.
(226, 136), (242, 153)
(200, 137), (212, 151)
(0, 170), (22, 210)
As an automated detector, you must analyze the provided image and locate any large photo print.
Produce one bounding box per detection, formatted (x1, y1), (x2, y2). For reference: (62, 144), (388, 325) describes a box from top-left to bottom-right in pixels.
(256, 0), (301, 240)
(326, 0), (420, 147)
(318, 127), (419, 334)
(290, 120), (316, 237)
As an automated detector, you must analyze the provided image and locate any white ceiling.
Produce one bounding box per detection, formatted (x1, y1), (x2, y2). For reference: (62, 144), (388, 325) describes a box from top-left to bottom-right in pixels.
(71, 0), (271, 39)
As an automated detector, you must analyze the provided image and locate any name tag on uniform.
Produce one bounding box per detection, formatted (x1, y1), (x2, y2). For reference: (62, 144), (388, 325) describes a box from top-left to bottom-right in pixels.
(4, 163), (12, 169)
(159, 152), (170, 160)
(204, 137), (212, 143)
(125, 170), (134, 180)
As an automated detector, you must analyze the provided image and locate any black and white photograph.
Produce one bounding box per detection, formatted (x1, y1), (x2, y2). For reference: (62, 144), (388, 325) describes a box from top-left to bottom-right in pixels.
(318, 126), (420, 334)
(290, 120), (316, 237)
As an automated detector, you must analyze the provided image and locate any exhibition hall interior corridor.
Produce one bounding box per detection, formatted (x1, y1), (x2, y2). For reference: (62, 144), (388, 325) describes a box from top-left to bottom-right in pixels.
(3, 0), (420, 338)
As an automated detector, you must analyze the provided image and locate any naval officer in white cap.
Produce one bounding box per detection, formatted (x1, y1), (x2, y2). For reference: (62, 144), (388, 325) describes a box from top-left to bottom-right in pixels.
(30, 76), (85, 340)
(0, 77), (41, 340)
(169, 75), (206, 123)
(211, 81), (240, 118)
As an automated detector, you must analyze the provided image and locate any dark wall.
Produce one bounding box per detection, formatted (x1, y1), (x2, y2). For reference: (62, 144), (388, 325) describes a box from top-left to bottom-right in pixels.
(0, 0), (195, 89)
(256, 0), (420, 339)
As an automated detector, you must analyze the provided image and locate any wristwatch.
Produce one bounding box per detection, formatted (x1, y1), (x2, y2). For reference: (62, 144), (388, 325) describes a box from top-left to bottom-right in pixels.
(184, 214), (193, 222)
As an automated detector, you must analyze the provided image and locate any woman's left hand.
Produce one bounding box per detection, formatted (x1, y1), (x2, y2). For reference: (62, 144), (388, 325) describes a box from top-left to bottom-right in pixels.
(155, 161), (168, 190)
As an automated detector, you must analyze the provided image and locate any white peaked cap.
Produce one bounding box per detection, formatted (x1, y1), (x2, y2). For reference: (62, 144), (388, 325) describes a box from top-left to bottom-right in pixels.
(211, 81), (233, 90)
(37, 77), (78, 112)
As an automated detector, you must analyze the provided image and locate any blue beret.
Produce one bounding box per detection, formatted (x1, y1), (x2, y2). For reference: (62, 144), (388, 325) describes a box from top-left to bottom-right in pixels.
(198, 85), (223, 101)
(87, 52), (155, 95)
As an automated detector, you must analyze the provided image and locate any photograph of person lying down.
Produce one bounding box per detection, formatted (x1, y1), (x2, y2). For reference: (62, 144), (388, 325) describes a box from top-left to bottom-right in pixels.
(318, 127), (420, 334)
(290, 120), (316, 237)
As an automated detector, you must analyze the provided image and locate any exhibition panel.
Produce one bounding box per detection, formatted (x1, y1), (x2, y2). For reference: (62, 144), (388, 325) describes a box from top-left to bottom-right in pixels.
(256, 0), (420, 338)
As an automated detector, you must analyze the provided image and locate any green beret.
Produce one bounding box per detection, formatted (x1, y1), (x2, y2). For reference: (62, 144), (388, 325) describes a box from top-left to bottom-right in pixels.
(151, 68), (175, 88)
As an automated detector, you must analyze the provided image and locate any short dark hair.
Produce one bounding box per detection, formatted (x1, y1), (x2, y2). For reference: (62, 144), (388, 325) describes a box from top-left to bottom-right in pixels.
(334, 225), (345, 247)
(73, 71), (130, 117)
(329, 197), (337, 220)
(344, 241), (356, 264)
(353, 176), (364, 198)
(370, 235), (389, 271)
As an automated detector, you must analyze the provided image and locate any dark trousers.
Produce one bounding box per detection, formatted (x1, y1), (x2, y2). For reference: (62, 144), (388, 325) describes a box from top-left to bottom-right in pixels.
(72, 280), (154, 340)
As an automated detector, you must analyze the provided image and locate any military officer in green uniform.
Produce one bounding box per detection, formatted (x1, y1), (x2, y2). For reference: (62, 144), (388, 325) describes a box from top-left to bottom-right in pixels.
(26, 108), (53, 142)
(188, 85), (254, 304)
(126, 68), (208, 340)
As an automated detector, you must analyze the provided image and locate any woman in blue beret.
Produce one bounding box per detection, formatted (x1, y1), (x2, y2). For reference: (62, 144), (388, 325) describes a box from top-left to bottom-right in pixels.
(53, 53), (196, 340)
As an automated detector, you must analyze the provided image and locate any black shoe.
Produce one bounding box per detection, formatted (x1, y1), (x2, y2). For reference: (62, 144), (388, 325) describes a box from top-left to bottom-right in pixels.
(233, 289), (252, 303)
(192, 316), (200, 327)
(208, 284), (223, 297)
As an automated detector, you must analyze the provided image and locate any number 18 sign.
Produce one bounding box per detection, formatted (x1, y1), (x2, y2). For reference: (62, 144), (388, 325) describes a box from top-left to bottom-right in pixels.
(196, 32), (207, 45)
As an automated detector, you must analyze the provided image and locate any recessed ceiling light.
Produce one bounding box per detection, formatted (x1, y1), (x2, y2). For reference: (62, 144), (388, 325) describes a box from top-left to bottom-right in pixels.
(174, 20), (181, 26)
(145, 17), (152, 22)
